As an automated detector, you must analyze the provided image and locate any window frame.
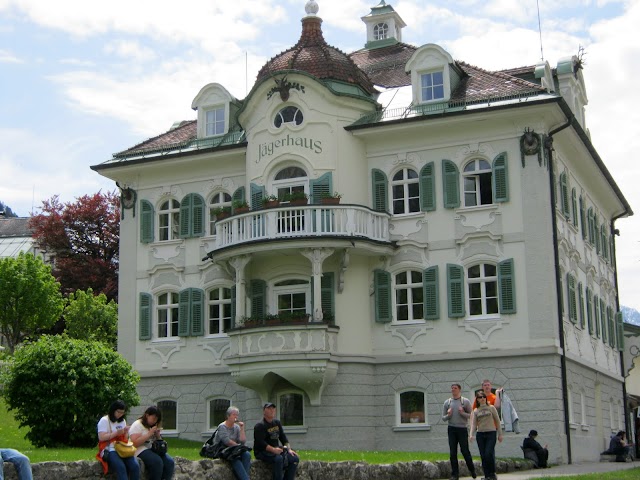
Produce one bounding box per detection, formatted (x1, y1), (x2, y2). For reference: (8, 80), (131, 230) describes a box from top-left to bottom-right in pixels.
(156, 291), (180, 340)
(206, 285), (233, 336)
(463, 158), (493, 207)
(466, 263), (499, 319)
(420, 70), (445, 103)
(390, 167), (420, 215)
(277, 391), (305, 428)
(207, 397), (231, 431)
(393, 269), (425, 323)
(271, 279), (311, 317)
(205, 106), (225, 137)
(157, 399), (178, 434)
(397, 389), (428, 427)
(373, 22), (389, 40)
(158, 198), (181, 242)
(209, 191), (232, 235)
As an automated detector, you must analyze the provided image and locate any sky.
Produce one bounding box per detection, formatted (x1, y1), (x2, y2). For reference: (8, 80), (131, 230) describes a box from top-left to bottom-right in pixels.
(0, 0), (638, 311)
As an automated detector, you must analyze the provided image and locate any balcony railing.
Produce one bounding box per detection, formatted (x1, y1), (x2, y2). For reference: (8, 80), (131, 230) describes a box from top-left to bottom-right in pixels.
(212, 204), (390, 250)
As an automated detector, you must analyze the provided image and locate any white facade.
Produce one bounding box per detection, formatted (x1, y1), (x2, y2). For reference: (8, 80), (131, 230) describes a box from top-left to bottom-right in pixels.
(93, 1), (632, 464)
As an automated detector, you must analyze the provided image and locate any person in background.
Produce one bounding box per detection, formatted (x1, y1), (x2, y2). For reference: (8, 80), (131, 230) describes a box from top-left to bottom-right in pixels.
(213, 406), (251, 480)
(254, 402), (299, 480)
(0, 449), (33, 480)
(96, 400), (140, 480)
(473, 379), (503, 409)
(469, 392), (502, 480)
(442, 384), (477, 480)
(608, 430), (631, 461)
(522, 430), (549, 468)
(129, 406), (174, 480)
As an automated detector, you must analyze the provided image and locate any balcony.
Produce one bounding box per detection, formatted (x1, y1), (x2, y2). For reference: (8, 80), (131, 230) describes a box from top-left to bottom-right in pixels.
(225, 321), (340, 405)
(209, 204), (391, 253)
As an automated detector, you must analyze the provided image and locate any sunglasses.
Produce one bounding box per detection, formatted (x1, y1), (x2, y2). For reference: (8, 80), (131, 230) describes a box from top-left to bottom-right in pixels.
(477, 396), (487, 399)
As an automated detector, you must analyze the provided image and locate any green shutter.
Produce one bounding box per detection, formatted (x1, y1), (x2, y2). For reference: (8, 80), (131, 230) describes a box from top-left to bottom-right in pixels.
(447, 264), (465, 318)
(179, 193), (193, 238)
(250, 279), (266, 320)
(600, 299), (606, 343)
(139, 292), (152, 340)
(560, 172), (569, 218)
(192, 194), (205, 237)
(178, 289), (191, 337)
(498, 259), (516, 314)
(607, 307), (615, 348)
(321, 272), (335, 321)
(594, 215), (600, 254)
(492, 152), (508, 203)
(571, 188), (578, 227)
(442, 160), (460, 209)
(230, 285), (236, 329)
(140, 200), (154, 244)
(191, 288), (204, 336)
(249, 183), (264, 210)
(616, 312), (624, 351)
(594, 295), (600, 337)
(423, 266), (439, 320)
(586, 288), (593, 335)
(578, 282), (585, 328)
(311, 172), (333, 204)
(579, 196), (586, 239)
(419, 162), (436, 211)
(587, 208), (594, 244)
(566, 273), (576, 323)
(372, 169), (388, 212)
(374, 269), (392, 323)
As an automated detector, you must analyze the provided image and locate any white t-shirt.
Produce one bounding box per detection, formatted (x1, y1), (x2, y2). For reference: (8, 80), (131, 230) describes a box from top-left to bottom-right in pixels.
(97, 416), (128, 453)
(129, 419), (152, 456)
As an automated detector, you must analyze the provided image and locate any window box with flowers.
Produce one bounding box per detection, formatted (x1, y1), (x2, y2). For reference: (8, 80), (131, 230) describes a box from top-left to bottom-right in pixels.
(321, 192), (342, 205)
(232, 200), (250, 214)
(262, 195), (280, 209)
(284, 191), (309, 206)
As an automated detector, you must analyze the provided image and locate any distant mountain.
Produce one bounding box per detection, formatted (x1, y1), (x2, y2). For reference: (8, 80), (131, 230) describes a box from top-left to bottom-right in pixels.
(622, 306), (640, 326)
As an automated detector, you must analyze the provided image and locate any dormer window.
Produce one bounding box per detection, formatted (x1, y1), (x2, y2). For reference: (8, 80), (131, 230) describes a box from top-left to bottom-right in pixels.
(205, 107), (225, 136)
(374, 22), (388, 40)
(421, 71), (444, 102)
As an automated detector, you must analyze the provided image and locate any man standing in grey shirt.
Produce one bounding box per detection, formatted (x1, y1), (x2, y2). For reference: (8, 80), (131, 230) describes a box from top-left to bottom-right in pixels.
(442, 383), (477, 480)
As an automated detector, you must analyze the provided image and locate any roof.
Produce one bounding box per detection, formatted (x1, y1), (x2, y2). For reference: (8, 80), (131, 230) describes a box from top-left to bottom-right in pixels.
(256, 16), (377, 95)
(115, 120), (196, 157)
(0, 217), (32, 237)
(0, 217), (34, 259)
(348, 42), (416, 88)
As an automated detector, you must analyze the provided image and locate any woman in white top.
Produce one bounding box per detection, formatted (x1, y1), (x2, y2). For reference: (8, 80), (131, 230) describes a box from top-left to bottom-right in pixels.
(96, 400), (140, 480)
(129, 406), (175, 480)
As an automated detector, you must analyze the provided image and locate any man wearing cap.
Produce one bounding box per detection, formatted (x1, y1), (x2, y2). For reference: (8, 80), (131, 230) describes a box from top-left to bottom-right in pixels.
(522, 430), (549, 468)
(254, 402), (299, 480)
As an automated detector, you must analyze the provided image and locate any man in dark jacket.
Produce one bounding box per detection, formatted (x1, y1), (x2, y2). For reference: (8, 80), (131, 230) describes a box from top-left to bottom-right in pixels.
(522, 430), (549, 468)
(254, 402), (299, 480)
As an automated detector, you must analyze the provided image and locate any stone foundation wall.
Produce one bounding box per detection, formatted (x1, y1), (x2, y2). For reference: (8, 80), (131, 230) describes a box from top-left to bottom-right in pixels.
(3, 457), (534, 480)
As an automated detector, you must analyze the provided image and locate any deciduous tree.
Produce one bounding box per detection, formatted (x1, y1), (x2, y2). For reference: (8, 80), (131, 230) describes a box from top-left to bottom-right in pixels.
(1, 335), (140, 447)
(29, 191), (120, 301)
(64, 288), (118, 349)
(0, 253), (64, 353)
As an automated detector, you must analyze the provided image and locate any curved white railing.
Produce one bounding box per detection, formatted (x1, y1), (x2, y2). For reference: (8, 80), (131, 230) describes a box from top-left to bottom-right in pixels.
(213, 204), (390, 250)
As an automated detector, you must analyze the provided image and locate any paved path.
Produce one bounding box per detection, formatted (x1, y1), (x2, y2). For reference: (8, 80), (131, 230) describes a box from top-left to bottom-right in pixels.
(496, 459), (639, 479)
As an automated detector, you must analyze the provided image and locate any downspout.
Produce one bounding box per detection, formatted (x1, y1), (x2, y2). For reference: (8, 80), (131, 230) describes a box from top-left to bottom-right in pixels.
(610, 211), (631, 452)
(546, 117), (573, 464)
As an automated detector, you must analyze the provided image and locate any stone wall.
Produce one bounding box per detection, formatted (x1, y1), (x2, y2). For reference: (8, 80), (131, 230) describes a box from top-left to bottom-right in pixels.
(3, 457), (534, 480)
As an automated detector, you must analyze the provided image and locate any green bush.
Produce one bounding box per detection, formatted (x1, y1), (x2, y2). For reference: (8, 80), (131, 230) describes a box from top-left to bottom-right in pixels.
(64, 288), (118, 349)
(0, 335), (140, 447)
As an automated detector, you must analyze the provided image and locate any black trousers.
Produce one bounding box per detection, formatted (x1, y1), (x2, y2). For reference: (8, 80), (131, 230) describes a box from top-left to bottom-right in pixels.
(448, 426), (475, 477)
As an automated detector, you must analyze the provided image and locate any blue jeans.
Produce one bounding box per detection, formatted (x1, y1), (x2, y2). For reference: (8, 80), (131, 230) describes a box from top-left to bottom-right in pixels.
(447, 426), (475, 478)
(138, 449), (174, 480)
(229, 450), (252, 480)
(105, 450), (140, 480)
(476, 431), (497, 479)
(255, 451), (299, 480)
(0, 449), (32, 480)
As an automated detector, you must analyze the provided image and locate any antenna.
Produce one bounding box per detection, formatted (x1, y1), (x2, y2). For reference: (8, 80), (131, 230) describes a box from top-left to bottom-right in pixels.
(245, 51), (248, 96)
(536, 0), (544, 61)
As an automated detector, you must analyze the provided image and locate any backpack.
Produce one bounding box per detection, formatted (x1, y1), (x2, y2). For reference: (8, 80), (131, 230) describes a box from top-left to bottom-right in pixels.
(200, 428), (223, 458)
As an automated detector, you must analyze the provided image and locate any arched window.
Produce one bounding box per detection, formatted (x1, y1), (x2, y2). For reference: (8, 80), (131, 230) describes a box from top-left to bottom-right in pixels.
(463, 159), (492, 206)
(391, 168), (420, 215)
(374, 22), (388, 40)
(398, 390), (426, 425)
(158, 199), (180, 241)
(278, 392), (304, 427)
(157, 292), (179, 338)
(208, 398), (231, 430)
(209, 192), (232, 234)
(274, 279), (310, 318)
(274, 106), (303, 128)
(467, 263), (498, 316)
(273, 167), (308, 203)
(207, 286), (232, 335)
(157, 400), (177, 431)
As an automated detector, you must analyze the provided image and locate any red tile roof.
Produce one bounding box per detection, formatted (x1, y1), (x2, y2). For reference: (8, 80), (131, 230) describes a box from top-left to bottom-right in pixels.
(348, 42), (416, 88)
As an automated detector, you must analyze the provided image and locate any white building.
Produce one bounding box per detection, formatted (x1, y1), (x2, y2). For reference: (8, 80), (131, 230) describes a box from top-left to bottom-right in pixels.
(92, 0), (633, 463)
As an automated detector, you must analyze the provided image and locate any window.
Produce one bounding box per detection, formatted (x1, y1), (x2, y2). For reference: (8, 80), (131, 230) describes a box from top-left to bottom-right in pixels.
(157, 292), (179, 339)
(559, 172), (570, 219)
(207, 287), (232, 335)
(571, 188), (578, 227)
(580, 392), (586, 426)
(395, 271), (424, 322)
(159, 199), (180, 241)
(209, 192), (232, 234)
(374, 22), (388, 40)
(205, 107), (225, 136)
(420, 71), (444, 102)
(279, 392), (304, 427)
(274, 279), (310, 317)
(208, 398), (231, 430)
(568, 389), (575, 424)
(274, 167), (308, 202)
(157, 400), (177, 431)
(463, 159), (493, 206)
(391, 168), (420, 215)
(467, 264), (498, 316)
(274, 106), (303, 128)
(399, 390), (426, 425)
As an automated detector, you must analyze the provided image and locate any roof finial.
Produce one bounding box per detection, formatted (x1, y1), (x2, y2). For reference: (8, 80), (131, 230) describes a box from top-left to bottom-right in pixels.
(305, 0), (319, 17)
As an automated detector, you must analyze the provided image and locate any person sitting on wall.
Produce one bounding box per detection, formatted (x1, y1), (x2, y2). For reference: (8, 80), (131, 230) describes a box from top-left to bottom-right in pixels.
(0, 448), (33, 480)
(522, 430), (549, 468)
(254, 402), (299, 480)
(606, 430), (632, 462)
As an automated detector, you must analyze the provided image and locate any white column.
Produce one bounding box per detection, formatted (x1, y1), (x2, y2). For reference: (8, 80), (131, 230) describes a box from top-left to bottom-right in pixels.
(301, 248), (334, 321)
(229, 255), (252, 324)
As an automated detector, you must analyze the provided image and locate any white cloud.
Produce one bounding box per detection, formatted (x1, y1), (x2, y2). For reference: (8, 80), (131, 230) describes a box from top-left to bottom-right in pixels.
(104, 40), (157, 62)
(0, 48), (22, 63)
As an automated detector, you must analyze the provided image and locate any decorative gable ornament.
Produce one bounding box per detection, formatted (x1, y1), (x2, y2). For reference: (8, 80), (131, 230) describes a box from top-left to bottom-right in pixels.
(267, 76), (306, 101)
(519, 128), (543, 168)
(118, 184), (137, 219)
